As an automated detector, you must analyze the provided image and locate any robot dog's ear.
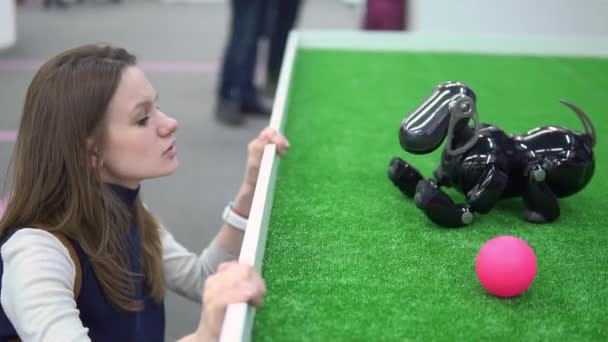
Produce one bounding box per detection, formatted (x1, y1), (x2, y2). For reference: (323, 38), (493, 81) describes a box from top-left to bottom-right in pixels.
(445, 95), (481, 156)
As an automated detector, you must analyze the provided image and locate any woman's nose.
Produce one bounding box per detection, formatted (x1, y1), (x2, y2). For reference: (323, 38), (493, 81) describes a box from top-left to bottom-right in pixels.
(158, 112), (178, 137)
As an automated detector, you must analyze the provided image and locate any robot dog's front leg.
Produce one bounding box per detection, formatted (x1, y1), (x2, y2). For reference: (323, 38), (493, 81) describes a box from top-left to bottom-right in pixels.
(414, 180), (473, 227)
(388, 157), (424, 198)
(415, 164), (508, 227)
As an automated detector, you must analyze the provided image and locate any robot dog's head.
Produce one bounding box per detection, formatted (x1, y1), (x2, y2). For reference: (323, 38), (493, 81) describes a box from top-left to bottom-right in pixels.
(399, 81), (479, 155)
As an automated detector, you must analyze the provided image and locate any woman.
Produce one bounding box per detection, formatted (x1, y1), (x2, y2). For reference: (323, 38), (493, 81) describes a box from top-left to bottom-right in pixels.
(0, 44), (289, 341)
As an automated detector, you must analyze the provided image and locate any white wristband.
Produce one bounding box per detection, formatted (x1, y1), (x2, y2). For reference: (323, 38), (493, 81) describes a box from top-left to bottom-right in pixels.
(222, 202), (248, 231)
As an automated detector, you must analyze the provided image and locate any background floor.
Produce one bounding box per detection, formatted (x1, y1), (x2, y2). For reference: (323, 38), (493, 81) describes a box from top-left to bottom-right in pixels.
(0, 1), (360, 340)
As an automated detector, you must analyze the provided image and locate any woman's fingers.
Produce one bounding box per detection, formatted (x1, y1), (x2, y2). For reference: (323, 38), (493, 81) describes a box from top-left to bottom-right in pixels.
(217, 261), (238, 273)
(259, 128), (290, 156)
(207, 263), (266, 307)
(247, 275), (267, 307)
(199, 263), (266, 340)
(243, 127), (291, 188)
(250, 128), (290, 159)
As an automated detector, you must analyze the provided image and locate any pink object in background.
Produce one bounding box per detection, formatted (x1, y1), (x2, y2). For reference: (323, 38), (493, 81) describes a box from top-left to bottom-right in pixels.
(475, 235), (537, 298)
(0, 198), (5, 219)
(0, 193), (10, 219)
(0, 130), (18, 142)
(363, 0), (407, 31)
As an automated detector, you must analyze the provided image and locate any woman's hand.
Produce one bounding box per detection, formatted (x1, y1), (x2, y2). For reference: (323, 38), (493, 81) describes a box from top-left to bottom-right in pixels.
(232, 127), (290, 216)
(194, 262), (267, 341)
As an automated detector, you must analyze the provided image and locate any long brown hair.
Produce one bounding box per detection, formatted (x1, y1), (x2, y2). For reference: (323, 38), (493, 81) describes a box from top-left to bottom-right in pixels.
(0, 45), (165, 311)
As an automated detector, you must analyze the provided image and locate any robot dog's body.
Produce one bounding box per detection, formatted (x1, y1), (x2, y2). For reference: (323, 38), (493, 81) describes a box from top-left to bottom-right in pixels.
(388, 81), (596, 228)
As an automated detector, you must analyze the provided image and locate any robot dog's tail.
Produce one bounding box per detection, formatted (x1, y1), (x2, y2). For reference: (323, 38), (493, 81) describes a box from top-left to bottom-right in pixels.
(560, 99), (596, 147)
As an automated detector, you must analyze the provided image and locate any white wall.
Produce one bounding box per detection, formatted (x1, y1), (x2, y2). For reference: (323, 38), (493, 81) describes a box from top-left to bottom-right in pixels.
(409, 0), (608, 36)
(0, 0), (16, 49)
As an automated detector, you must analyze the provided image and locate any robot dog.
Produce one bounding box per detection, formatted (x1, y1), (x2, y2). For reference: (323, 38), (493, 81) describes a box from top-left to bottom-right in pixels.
(388, 81), (596, 228)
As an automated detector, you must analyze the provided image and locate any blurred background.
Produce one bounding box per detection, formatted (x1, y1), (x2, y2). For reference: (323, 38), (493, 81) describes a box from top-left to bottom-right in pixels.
(1, 0), (607, 341)
(0, 1), (362, 340)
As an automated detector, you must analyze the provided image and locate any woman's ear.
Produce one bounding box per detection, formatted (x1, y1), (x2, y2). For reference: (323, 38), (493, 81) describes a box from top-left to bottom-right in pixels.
(87, 138), (103, 168)
(91, 153), (103, 168)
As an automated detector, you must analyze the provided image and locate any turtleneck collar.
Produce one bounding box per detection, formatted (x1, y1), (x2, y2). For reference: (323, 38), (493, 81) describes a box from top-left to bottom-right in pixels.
(106, 183), (139, 209)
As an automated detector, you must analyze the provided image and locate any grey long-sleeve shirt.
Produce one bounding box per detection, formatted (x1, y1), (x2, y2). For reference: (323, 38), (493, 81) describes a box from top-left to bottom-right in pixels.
(1, 225), (235, 341)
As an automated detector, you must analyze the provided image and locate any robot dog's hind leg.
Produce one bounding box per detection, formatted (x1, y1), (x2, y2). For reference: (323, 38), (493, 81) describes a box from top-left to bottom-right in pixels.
(522, 156), (593, 223)
(522, 163), (560, 223)
(388, 157), (424, 198)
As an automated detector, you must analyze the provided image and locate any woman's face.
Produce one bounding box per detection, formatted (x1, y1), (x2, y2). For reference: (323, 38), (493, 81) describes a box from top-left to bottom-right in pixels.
(98, 66), (178, 189)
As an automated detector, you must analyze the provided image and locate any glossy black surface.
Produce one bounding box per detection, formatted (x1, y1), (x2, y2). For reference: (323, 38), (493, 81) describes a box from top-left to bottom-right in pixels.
(388, 81), (596, 228)
(399, 81), (476, 154)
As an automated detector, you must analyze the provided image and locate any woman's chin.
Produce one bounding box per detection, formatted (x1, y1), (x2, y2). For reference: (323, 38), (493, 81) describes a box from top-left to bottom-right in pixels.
(165, 161), (179, 175)
(157, 160), (179, 177)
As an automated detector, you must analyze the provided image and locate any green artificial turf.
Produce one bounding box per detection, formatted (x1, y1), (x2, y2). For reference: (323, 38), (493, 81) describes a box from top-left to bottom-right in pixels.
(253, 50), (608, 341)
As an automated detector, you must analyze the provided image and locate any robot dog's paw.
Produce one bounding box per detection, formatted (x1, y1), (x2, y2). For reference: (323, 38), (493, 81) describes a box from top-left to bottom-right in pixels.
(415, 180), (474, 227)
(524, 210), (549, 223)
(388, 157), (424, 198)
(523, 209), (559, 223)
(414, 180), (436, 210)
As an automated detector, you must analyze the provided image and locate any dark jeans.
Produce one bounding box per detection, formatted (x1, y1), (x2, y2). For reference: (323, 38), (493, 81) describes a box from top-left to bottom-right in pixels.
(266, 0), (302, 82)
(218, 0), (301, 101)
(218, 0), (267, 101)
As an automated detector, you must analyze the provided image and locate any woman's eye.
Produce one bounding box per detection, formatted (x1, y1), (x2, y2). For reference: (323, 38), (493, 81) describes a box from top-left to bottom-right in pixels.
(137, 116), (150, 126)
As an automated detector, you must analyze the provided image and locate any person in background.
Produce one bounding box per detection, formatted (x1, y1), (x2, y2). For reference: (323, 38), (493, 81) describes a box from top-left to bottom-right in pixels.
(263, 0), (302, 96)
(0, 44), (289, 341)
(215, 0), (302, 126)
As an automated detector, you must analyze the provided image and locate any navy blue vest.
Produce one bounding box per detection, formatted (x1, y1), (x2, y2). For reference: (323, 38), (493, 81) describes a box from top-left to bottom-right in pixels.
(0, 185), (165, 341)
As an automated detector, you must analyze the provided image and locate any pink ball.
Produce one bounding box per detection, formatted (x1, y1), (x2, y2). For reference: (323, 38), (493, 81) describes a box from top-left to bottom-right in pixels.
(475, 235), (537, 298)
